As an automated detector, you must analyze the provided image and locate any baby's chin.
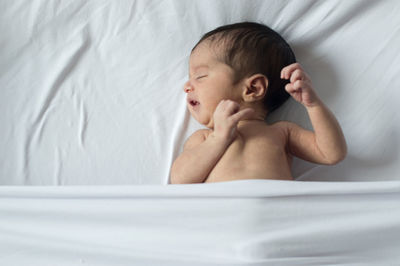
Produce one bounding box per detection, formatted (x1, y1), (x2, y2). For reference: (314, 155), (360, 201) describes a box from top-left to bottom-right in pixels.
(204, 118), (214, 129)
(190, 111), (214, 129)
(198, 118), (214, 129)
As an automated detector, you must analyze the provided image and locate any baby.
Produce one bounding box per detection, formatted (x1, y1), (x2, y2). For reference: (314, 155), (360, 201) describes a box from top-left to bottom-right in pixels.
(170, 22), (347, 184)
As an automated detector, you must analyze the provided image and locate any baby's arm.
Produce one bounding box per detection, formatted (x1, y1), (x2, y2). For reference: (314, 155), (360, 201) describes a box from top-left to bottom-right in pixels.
(170, 129), (230, 184)
(280, 63), (347, 165)
(170, 100), (254, 184)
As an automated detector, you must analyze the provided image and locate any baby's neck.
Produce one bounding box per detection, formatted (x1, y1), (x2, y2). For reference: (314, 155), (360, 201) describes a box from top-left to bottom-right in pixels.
(237, 118), (266, 127)
(238, 106), (267, 127)
(239, 102), (267, 123)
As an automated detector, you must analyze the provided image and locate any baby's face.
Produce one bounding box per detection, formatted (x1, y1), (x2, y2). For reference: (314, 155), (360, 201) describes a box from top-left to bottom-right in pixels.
(184, 42), (242, 129)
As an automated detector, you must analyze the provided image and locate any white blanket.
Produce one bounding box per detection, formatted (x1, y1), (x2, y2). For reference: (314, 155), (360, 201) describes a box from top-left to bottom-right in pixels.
(1, 180), (400, 265)
(1, 0), (400, 184)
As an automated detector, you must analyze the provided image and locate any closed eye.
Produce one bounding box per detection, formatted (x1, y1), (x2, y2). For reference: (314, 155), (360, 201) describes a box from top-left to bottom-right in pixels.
(196, 75), (207, 80)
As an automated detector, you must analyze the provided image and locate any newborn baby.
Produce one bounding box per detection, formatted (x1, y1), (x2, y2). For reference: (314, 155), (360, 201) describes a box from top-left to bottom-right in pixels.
(170, 22), (347, 184)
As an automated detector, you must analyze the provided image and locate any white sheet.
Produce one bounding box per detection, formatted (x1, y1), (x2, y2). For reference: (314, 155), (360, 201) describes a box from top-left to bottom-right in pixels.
(1, 180), (400, 265)
(1, 0), (400, 185)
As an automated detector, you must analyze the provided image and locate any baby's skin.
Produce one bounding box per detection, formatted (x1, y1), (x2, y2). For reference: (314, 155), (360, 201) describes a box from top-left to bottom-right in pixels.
(170, 42), (346, 184)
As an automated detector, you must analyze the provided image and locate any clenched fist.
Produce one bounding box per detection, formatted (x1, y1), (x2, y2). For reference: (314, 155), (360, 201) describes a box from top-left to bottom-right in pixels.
(281, 63), (321, 107)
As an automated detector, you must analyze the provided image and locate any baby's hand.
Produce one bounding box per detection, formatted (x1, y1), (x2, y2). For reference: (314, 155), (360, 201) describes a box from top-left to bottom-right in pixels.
(212, 100), (254, 143)
(281, 63), (321, 107)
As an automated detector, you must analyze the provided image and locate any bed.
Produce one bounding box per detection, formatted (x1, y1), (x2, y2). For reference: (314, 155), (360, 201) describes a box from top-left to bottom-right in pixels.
(1, 0), (400, 265)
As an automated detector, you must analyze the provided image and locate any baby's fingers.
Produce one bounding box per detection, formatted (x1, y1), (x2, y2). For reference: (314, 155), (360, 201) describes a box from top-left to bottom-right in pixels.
(285, 80), (309, 93)
(281, 63), (303, 80)
(290, 69), (309, 83)
(230, 108), (255, 124)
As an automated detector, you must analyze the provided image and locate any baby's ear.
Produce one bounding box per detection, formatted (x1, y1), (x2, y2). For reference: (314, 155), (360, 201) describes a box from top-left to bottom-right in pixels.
(242, 74), (268, 102)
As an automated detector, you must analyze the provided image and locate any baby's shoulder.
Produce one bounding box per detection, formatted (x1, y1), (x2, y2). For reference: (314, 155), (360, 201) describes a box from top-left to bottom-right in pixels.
(194, 128), (212, 138)
(183, 129), (212, 150)
(269, 120), (298, 132)
(264, 121), (300, 142)
(268, 120), (309, 143)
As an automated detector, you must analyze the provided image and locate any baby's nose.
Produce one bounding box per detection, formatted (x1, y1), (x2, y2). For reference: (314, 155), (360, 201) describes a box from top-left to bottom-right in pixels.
(183, 82), (194, 93)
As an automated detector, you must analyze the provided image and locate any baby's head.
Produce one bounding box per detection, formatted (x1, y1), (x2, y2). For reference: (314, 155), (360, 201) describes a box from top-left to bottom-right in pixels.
(184, 22), (296, 127)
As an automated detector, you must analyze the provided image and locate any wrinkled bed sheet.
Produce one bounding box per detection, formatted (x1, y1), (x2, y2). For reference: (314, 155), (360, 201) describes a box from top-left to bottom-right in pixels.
(1, 0), (400, 185)
(1, 179), (400, 266)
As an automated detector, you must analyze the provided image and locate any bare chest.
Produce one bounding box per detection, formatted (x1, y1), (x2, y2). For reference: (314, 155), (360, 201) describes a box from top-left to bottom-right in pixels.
(204, 128), (293, 183)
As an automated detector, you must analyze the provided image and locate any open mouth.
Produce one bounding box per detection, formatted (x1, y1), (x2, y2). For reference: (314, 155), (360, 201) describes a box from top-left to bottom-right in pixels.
(189, 100), (199, 106)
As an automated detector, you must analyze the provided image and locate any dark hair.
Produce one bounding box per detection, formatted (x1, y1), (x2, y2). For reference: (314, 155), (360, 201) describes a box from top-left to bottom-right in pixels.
(192, 22), (296, 113)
